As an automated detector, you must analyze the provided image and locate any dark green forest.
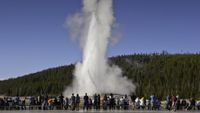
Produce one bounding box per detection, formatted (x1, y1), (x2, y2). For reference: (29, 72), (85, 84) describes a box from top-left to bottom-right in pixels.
(0, 53), (200, 99)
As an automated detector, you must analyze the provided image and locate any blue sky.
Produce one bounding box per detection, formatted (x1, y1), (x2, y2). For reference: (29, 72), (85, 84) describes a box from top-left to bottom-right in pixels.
(0, 0), (200, 79)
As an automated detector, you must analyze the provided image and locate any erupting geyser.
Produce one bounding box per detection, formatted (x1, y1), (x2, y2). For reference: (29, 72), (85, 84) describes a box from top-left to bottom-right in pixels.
(64, 0), (135, 96)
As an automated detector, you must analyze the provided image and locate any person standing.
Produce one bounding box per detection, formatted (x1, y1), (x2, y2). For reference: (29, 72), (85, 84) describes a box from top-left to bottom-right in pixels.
(124, 95), (129, 110)
(71, 93), (76, 111)
(103, 94), (108, 110)
(83, 93), (89, 110)
(75, 94), (80, 111)
(190, 98), (196, 110)
(172, 95), (177, 111)
(93, 94), (98, 110)
(109, 93), (115, 110)
(42, 94), (48, 110)
(166, 95), (172, 110)
(59, 93), (64, 109)
(64, 97), (69, 110)
(97, 94), (101, 110)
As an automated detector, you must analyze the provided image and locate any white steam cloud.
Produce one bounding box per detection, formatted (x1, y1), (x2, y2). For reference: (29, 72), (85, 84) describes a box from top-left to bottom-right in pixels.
(64, 0), (135, 96)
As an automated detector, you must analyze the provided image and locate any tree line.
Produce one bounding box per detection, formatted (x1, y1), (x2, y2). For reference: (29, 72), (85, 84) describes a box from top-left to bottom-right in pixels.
(0, 53), (200, 99)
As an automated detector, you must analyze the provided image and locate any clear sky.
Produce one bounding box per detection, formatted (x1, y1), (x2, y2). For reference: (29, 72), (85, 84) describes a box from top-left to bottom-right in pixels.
(0, 0), (200, 80)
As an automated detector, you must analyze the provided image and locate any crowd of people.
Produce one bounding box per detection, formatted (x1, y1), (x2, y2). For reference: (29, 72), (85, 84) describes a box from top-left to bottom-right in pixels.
(134, 95), (200, 111)
(0, 93), (200, 111)
(0, 93), (130, 111)
(165, 95), (200, 111)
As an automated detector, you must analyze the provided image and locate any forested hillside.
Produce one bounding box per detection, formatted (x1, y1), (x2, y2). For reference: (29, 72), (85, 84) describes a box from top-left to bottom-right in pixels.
(0, 65), (74, 96)
(1, 53), (200, 99)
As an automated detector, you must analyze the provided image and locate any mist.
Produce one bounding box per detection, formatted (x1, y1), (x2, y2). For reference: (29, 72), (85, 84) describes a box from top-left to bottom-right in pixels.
(64, 0), (135, 96)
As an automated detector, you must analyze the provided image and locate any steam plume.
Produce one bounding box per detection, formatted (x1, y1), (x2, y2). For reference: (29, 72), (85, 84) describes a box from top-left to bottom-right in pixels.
(64, 0), (135, 96)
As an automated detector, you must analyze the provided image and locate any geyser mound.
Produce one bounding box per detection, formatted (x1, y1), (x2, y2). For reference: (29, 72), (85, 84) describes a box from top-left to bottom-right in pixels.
(64, 0), (135, 96)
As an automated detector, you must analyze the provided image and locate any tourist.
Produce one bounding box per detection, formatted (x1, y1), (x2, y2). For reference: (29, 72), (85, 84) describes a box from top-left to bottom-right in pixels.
(135, 97), (140, 109)
(54, 97), (59, 109)
(181, 99), (186, 109)
(0, 98), (5, 110)
(185, 99), (191, 110)
(171, 95), (177, 111)
(166, 95), (172, 110)
(75, 94), (80, 111)
(116, 97), (120, 110)
(59, 93), (64, 109)
(83, 93), (89, 110)
(176, 95), (181, 110)
(124, 94), (129, 110)
(42, 94), (48, 110)
(190, 98), (196, 110)
(64, 97), (69, 110)
(140, 97), (145, 109)
(146, 98), (151, 110)
(71, 93), (75, 110)
(48, 98), (54, 110)
(120, 97), (124, 110)
(196, 100), (200, 110)
(103, 94), (108, 110)
(109, 93), (115, 110)
(97, 94), (101, 110)
(93, 93), (98, 110)
(37, 95), (42, 110)
(14, 95), (20, 110)
(88, 98), (93, 110)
